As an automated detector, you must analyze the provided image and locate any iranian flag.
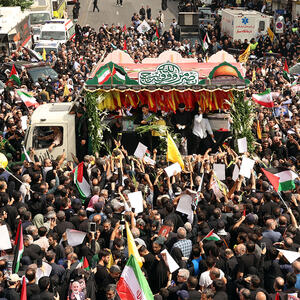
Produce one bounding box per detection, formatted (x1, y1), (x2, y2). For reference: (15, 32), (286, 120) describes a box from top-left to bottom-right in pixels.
(115, 66), (126, 82)
(97, 67), (112, 85)
(252, 89), (274, 107)
(262, 168), (298, 192)
(17, 90), (39, 108)
(203, 229), (221, 241)
(73, 162), (91, 199)
(202, 33), (210, 51)
(117, 255), (154, 300)
(12, 220), (24, 273)
(7, 64), (21, 86)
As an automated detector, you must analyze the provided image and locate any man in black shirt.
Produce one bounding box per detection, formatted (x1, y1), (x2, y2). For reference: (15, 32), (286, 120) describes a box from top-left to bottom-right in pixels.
(95, 249), (111, 298)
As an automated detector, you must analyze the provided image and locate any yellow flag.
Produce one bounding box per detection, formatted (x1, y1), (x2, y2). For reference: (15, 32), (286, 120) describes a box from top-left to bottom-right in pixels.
(63, 84), (70, 97)
(267, 27), (274, 42)
(257, 120), (262, 140)
(126, 221), (143, 267)
(238, 44), (251, 63)
(107, 251), (115, 271)
(42, 48), (47, 61)
(166, 132), (184, 170)
(252, 68), (256, 83)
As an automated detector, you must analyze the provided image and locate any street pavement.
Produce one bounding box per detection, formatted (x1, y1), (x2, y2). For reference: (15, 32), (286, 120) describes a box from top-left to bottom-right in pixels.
(70, 0), (178, 31)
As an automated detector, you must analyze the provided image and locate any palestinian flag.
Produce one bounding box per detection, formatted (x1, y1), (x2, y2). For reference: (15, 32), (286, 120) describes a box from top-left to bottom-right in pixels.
(80, 256), (90, 270)
(97, 67), (112, 85)
(252, 89), (274, 107)
(117, 255), (154, 300)
(20, 276), (27, 300)
(17, 90), (39, 108)
(115, 66), (126, 82)
(123, 40), (127, 51)
(73, 162), (91, 199)
(153, 28), (159, 41)
(7, 64), (21, 86)
(12, 220), (24, 273)
(283, 59), (290, 82)
(262, 168), (298, 192)
(203, 229), (221, 241)
(202, 33), (210, 51)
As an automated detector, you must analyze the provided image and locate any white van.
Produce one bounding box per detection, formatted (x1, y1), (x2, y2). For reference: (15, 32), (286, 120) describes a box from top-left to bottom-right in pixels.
(34, 41), (61, 54)
(39, 19), (75, 44)
(24, 103), (76, 161)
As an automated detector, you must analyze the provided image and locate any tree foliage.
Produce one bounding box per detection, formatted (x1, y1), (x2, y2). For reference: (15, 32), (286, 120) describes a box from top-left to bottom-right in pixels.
(0, 0), (33, 10)
(227, 91), (256, 153)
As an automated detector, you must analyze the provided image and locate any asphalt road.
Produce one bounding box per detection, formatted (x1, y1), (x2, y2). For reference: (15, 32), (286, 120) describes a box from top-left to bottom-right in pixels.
(69, 0), (178, 31)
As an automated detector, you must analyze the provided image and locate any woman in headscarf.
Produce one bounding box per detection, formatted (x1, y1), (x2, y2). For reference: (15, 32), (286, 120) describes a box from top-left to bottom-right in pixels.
(32, 213), (44, 229)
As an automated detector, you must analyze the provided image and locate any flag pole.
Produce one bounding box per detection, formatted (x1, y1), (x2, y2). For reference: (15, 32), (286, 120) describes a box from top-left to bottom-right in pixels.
(277, 191), (289, 211)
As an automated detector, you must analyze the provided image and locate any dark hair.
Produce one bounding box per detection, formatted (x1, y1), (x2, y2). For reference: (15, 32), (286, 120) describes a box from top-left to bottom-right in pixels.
(246, 241), (255, 253)
(205, 256), (215, 269)
(25, 268), (36, 282)
(187, 276), (198, 289)
(213, 279), (225, 291)
(99, 249), (111, 259)
(38, 276), (51, 291)
(38, 226), (48, 237)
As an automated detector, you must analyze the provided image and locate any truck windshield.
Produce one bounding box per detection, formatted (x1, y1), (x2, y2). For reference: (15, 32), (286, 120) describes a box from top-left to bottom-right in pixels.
(30, 13), (51, 25)
(40, 31), (65, 40)
(27, 66), (58, 82)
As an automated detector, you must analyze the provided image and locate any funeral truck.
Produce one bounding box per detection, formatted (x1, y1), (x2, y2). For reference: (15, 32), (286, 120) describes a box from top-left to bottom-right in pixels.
(24, 103), (76, 162)
(221, 9), (272, 41)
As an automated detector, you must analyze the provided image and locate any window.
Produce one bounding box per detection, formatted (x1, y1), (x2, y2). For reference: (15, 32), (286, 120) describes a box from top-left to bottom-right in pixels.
(40, 30), (66, 40)
(67, 25), (75, 40)
(27, 66), (58, 82)
(259, 21), (265, 32)
(33, 126), (63, 150)
(30, 13), (51, 25)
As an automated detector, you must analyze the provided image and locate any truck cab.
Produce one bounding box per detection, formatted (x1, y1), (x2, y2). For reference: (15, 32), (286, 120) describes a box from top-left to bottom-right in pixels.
(39, 19), (75, 44)
(24, 103), (76, 161)
(29, 11), (52, 44)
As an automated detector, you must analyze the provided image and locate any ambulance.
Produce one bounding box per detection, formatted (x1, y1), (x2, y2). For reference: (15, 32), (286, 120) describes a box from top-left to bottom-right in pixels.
(221, 9), (272, 41)
(39, 19), (75, 45)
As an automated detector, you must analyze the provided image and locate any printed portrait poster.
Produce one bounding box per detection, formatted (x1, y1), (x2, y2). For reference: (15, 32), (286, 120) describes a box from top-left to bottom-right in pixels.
(68, 279), (87, 300)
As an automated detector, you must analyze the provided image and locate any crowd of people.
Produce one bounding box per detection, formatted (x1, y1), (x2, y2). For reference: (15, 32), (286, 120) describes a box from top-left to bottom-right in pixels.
(0, 1), (298, 300)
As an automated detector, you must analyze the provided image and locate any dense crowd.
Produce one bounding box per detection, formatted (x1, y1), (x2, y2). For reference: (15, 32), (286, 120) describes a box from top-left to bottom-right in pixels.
(0, 1), (298, 300)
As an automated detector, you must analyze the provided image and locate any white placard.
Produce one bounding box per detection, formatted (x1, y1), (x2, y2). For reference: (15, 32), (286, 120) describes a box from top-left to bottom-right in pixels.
(276, 249), (300, 264)
(161, 249), (180, 273)
(21, 116), (28, 130)
(137, 20), (151, 33)
(66, 228), (86, 247)
(128, 191), (144, 214)
(213, 164), (226, 181)
(211, 179), (223, 199)
(134, 142), (148, 159)
(232, 164), (240, 181)
(238, 137), (248, 153)
(36, 262), (52, 283)
(144, 156), (156, 165)
(0, 225), (11, 250)
(239, 156), (255, 179)
(164, 162), (182, 178)
(176, 194), (193, 216)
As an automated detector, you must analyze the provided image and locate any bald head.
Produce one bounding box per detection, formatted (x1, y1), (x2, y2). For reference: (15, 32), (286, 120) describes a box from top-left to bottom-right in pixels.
(255, 292), (267, 300)
(274, 277), (284, 291)
(235, 244), (246, 256)
(293, 260), (300, 274)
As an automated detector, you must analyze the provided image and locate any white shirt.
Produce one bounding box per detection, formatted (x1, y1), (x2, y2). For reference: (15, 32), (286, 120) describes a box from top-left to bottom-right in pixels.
(19, 182), (30, 202)
(199, 269), (225, 288)
(192, 115), (213, 139)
